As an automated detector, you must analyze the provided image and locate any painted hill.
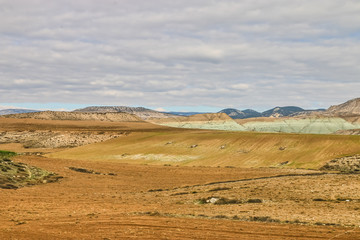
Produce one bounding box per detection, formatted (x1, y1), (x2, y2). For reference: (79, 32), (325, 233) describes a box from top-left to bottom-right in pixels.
(1, 111), (142, 122)
(152, 113), (247, 131)
(238, 117), (360, 134)
(154, 111), (360, 134)
(74, 106), (175, 120)
(0, 109), (40, 115)
(219, 108), (262, 119)
(327, 97), (360, 115)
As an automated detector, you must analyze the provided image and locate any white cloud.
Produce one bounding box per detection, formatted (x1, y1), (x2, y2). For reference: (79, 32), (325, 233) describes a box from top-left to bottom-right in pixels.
(0, 105), (23, 110)
(0, 0), (359, 110)
(154, 107), (167, 112)
(231, 84), (250, 90)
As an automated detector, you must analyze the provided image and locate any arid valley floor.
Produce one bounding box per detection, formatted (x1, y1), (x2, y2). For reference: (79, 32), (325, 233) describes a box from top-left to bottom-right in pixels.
(1, 115), (360, 239)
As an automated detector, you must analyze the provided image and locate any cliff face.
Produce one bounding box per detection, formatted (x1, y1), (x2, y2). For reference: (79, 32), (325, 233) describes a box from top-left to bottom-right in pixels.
(327, 98), (360, 115)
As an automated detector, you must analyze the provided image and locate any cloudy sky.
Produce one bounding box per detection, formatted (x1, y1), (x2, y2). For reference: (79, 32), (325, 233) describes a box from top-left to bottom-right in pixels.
(1, 0), (359, 112)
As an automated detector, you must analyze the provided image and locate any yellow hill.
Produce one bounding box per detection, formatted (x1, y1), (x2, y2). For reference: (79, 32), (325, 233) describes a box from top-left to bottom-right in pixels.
(46, 130), (360, 169)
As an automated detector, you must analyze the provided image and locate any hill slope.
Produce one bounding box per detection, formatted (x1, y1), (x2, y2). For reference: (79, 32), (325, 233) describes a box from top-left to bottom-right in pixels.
(327, 97), (360, 115)
(240, 117), (360, 134)
(262, 106), (305, 117)
(152, 113), (247, 131)
(46, 130), (360, 169)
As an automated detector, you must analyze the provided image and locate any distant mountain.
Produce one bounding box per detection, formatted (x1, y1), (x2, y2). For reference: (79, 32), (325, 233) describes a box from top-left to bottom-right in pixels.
(327, 98), (360, 115)
(218, 108), (262, 119)
(262, 106), (305, 118)
(0, 109), (40, 116)
(164, 112), (207, 116)
(74, 106), (176, 120)
(220, 106), (326, 119)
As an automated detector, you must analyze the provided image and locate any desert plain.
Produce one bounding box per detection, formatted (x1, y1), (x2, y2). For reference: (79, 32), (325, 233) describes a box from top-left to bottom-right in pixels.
(1, 115), (360, 239)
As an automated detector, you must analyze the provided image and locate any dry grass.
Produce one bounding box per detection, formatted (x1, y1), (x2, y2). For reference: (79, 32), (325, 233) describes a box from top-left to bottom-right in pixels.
(47, 130), (360, 169)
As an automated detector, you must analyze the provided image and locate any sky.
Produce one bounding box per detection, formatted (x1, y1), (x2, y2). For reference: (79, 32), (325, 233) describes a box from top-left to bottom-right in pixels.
(0, 0), (360, 112)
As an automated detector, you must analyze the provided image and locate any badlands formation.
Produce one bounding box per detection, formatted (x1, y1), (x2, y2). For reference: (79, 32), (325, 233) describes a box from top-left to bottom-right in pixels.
(154, 113), (360, 134)
(1, 98), (360, 239)
(154, 98), (360, 134)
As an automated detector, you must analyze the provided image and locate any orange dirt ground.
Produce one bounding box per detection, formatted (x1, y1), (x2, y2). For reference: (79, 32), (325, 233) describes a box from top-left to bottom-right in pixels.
(0, 155), (359, 239)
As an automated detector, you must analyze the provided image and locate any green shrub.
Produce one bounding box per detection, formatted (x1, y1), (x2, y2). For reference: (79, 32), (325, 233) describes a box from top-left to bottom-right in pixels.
(0, 150), (16, 159)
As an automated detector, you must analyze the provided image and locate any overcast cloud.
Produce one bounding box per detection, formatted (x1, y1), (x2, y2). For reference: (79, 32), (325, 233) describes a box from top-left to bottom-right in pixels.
(0, 0), (359, 111)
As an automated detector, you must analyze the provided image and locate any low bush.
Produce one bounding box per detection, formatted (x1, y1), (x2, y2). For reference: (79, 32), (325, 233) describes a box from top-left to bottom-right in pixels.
(249, 216), (280, 223)
(208, 187), (231, 192)
(247, 199), (263, 203)
(0, 150), (16, 159)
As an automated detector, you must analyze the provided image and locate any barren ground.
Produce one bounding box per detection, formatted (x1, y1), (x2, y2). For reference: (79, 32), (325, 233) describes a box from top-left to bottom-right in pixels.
(1, 117), (360, 239)
(1, 156), (360, 239)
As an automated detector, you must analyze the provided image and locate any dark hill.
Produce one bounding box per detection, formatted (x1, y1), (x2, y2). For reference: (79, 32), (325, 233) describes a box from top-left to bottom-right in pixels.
(218, 108), (262, 119)
(0, 109), (40, 116)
